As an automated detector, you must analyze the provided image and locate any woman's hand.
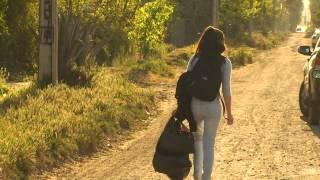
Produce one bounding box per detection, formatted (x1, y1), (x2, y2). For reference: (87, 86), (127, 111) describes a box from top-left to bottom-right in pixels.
(226, 114), (234, 125)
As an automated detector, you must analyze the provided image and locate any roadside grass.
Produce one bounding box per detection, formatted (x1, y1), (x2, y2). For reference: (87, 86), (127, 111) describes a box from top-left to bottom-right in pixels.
(129, 59), (174, 77)
(226, 31), (288, 66)
(232, 31), (288, 50)
(0, 67), (9, 98)
(0, 71), (155, 179)
(123, 45), (194, 83)
(228, 46), (254, 66)
(0, 82), (9, 98)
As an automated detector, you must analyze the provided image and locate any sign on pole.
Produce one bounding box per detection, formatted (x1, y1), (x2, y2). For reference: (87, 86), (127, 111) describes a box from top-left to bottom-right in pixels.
(39, 0), (58, 84)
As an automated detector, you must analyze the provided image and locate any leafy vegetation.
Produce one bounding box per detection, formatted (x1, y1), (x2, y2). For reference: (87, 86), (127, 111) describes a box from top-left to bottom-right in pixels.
(0, 0), (303, 79)
(129, 0), (174, 56)
(0, 67), (9, 97)
(130, 59), (174, 77)
(229, 47), (254, 66)
(0, 71), (155, 179)
(310, 0), (320, 27)
(219, 0), (303, 34)
(0, 0), (38, 76)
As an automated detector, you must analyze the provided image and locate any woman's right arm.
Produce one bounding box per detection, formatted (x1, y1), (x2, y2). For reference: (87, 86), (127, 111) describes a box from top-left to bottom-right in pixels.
(223, 95), (233, 125)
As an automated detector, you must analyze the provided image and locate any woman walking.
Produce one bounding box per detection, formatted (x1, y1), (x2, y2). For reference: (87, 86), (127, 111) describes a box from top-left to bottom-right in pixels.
(187, 26), (233, 180)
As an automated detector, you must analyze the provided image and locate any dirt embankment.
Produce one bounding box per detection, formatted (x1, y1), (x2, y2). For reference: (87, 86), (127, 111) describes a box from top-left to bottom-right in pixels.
(39, 33), (320, 180)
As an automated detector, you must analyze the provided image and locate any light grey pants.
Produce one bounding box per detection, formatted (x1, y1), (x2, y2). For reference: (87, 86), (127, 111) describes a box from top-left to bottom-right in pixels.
(191, 97), (221, 180)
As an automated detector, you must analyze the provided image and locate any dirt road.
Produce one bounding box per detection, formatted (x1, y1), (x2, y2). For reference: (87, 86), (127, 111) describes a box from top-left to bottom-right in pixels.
(40, 33), (320, 180)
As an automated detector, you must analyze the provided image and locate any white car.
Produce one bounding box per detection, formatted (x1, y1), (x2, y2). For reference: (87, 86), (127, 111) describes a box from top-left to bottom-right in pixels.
(296, 26), (304, 32)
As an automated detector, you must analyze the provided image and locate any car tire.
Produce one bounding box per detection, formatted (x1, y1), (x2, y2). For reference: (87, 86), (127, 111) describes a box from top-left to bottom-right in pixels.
(308, 98), (319, 125)
(299, 82), (309, 116)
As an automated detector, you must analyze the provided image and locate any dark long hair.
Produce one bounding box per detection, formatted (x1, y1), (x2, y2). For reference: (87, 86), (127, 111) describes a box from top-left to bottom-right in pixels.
(196, 26), (226, 58)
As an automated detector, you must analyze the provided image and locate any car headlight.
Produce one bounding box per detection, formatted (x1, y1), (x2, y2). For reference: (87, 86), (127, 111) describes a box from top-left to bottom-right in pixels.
(312, 70), (320, 78)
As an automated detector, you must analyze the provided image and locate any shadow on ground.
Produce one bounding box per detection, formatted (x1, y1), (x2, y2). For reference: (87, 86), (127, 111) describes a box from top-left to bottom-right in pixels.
(300, 116), (320, 138)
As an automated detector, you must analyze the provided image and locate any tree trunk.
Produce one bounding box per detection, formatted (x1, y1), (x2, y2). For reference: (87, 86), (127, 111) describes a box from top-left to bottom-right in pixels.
(249, 0), (254, 35)
(272, 0), (277, 31)
(212, 0), (219, 27)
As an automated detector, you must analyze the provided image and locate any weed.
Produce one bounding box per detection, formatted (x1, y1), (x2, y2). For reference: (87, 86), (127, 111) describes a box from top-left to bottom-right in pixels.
(130, 59), (174, 78)
(0, 67), (9, 97)
(229, 46), (254, 66)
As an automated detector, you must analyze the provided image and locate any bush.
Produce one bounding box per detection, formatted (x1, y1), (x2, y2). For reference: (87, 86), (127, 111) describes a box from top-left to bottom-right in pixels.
(130, 59), (174, 77)
(236, 32), (288, 50)
(229, 46), (254, 66)
(129, 0), (174, 56)
(165, 45), (194, 67)
(0, 67), (9, 97)
(0, 71), (155, 179)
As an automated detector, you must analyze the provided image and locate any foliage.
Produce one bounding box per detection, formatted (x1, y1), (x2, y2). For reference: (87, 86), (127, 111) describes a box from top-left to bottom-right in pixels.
(235, 32), (287, 50)
(58, 14), (105, 85)
(229, 46), (254, 66)
(219, 0), (302, 37)
(0, 0), (176, 78)
(129, 0), (174, 56)
(310, 0), (320, 27)
(0, 0), (38, 74)
(0, 67), (9, 97)
(130, 59), (174, 77)
(284, 0), (304, 31)
(0, 71), (155, 179)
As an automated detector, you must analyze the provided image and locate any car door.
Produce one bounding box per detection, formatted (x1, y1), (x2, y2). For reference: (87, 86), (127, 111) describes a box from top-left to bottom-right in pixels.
(304, 48), (319, 94)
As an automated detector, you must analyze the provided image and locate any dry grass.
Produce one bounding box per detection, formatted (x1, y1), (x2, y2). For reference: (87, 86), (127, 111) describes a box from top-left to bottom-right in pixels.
(0, 70), (155, 179)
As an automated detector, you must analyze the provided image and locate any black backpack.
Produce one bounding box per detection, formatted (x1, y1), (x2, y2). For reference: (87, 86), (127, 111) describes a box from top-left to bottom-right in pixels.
(189, 54), (225, 101)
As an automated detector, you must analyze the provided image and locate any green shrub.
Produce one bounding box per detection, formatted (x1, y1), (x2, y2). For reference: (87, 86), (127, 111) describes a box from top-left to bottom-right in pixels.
(229, 46), (254, 66)
(236, 32), (288, 50)
(129, 0), (174, 56)
(130, 59), (174, 77)
(0, 71), (155, 179)
(165, 46), (194, 67)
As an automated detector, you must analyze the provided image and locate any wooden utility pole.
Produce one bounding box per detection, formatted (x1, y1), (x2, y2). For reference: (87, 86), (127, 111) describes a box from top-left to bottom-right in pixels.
(39, 0), (58, 84)
(213, 0), (219, 27)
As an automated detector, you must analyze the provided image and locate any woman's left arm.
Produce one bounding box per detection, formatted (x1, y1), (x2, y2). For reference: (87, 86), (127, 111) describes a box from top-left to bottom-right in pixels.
(222, 59), (233, 125)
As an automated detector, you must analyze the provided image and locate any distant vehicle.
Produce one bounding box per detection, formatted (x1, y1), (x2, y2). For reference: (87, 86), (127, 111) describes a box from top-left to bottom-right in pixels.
(311, 28), (320, 48)
(296, 26), (303, 33)
(298, 38), (320, 124)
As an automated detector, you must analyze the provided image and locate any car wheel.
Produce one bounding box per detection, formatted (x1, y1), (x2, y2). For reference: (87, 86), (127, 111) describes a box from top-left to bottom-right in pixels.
(308, 95), (319, 125)
(308, 104), (319, 125)
(299, 82), (309, 116)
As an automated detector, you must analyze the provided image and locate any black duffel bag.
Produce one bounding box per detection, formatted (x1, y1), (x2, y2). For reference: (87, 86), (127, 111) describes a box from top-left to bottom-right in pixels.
(152, 115), (194, 179)
(152, 147), (191, 180)
(158, 116), (194, 154)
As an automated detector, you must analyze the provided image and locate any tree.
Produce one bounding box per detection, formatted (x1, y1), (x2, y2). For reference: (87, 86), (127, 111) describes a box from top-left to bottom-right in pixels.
(129, 0), (174, 56)
(310, 0), (320, 27)
(0, 0), (39, 74)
